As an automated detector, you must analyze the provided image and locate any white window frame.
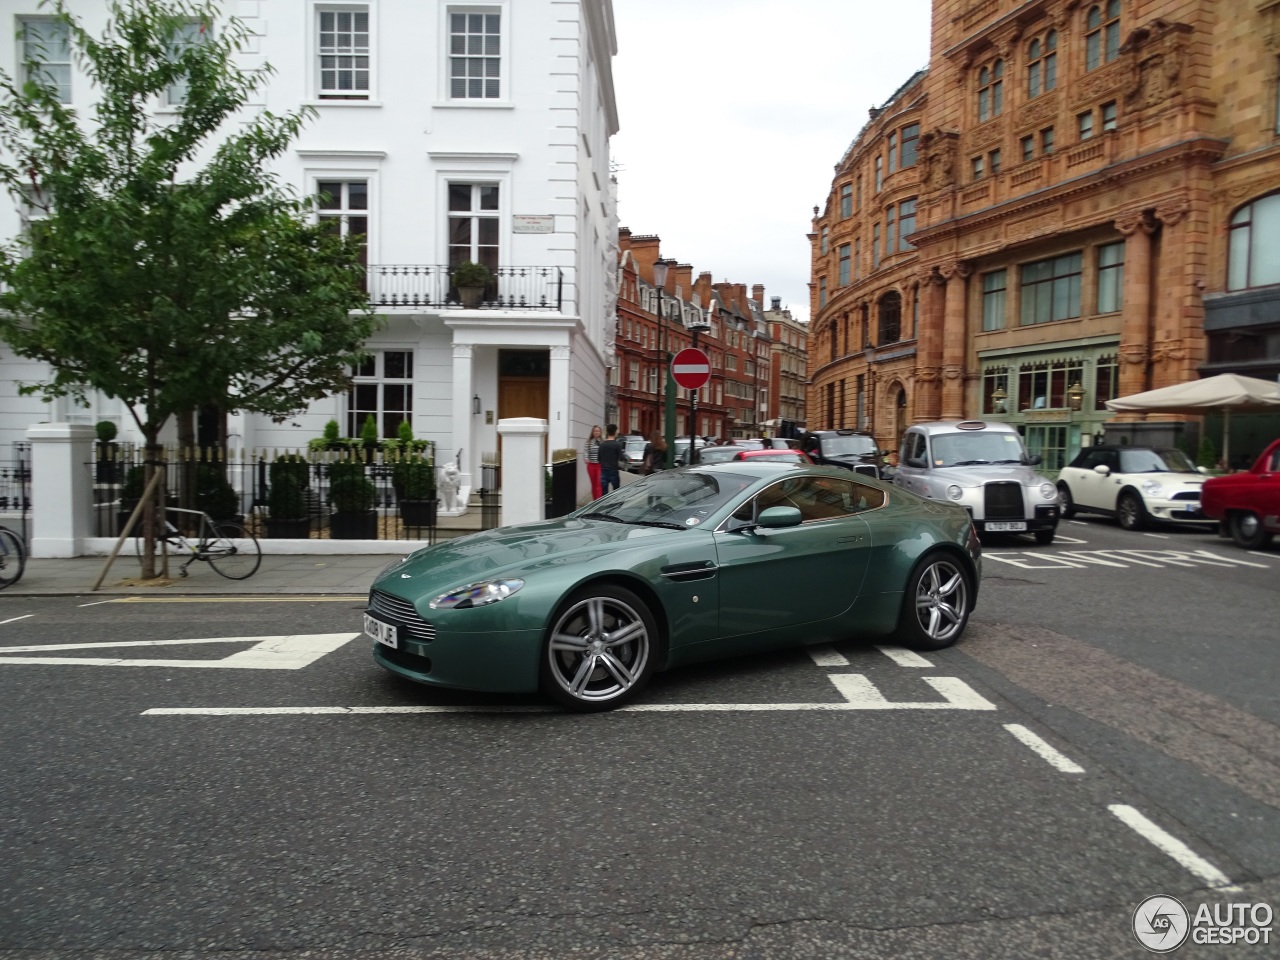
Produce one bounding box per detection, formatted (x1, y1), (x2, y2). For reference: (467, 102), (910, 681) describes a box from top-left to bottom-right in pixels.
(17, 17), (71, 103)
(348, 348), (416, 438)
(308, 2), (378, 105)
(431, 154), (514, 269)
(164, 20), (205, 107)
(440, 3), (511, 106)
(299, 151), (385, 268)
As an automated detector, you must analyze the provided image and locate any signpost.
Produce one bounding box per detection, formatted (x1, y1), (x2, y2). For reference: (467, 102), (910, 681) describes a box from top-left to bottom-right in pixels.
(672, 348), (711, 464)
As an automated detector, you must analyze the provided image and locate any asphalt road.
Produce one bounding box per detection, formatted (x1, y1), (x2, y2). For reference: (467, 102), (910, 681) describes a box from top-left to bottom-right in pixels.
(0, 518), (1277, 959)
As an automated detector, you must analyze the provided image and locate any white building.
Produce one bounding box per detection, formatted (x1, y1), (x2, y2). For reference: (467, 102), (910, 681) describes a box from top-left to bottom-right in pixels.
(0, 0), (620, 499)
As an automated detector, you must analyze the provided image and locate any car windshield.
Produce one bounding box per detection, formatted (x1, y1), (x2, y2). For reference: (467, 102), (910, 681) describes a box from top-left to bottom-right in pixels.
(697, 446), (747, 464)
(576, 470), (755, 528)
(929, 431), (1027, 466)
(623, 439), (647, 455)
(820, 435), (876, 456)
(1119, 448), (1198, 473)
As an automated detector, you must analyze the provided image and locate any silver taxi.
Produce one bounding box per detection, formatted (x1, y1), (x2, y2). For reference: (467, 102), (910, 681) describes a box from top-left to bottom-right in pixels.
(894, 421), (1060, 544)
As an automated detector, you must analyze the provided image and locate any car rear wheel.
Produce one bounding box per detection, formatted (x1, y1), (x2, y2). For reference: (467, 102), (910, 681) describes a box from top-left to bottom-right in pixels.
(541, 584), (658, 711)
(1117, 492), (1147, 531)
(1056, 482), (1076, 519)
(1034, 528), (1056, 545)
(895, 554), (972, 651)
(1229, 511), (1273, 550)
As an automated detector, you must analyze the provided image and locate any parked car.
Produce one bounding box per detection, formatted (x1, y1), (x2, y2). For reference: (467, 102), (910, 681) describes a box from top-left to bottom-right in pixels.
(622, 436), (648, 472)
(365, 462), (981, 711)
(673, 437), (708, 466)
(893, 420), (1060, 544)
(798, 429), (883, 478)
(1056, 445), (1212, 530)
(1200, 438), (1280, 548)
(731, 449), (813, 465)
(695, 444), (753, 465)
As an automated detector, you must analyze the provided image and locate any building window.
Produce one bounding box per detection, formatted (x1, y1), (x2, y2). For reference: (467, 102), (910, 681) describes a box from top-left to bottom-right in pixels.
(972, 155), (984, 180)
(1095, 354), (1118, 410)
(900, 123), (920, 168)
(872, 223), (881, 270)
(1086, 0), (1121, 72)
(318, 7), (370, 100)
(349, 350), (412, 437)
(1101, 100), (1117, 131)
(981, 269), (1007, 332)
(856, 374), (866, 428)
(165, 21), (204, 105)
(1018, 359), (1085, 413)
(18, 18), (71, 103)
(982, 366), (1010, 414)
(627, 360), (639, 389)
(821, 226), (829, 255)
(887, 132), (898, 175)
(1020, 253), (1082, 325)
(1041, 126), (1055, 154)
(898, 198), (916, 251)
(878, 291), (902, 344)
(447, 182), (500, 272)
(977, 59), (1004, 122)
(1096, 242), (1124, 313)
(449, 8), (501, 99)
(1021, 135), (1035, 162)
(885, 205), (897, 254)
(838, 243), (851, 286)
(818, 277), (827, 308)
(1228, 193), (1280, 290)
(1078, 110), (1094, 140)
(989, 149), (1002, 175)
(840, 183), (853, 218)
(874, 156), (883, 192)
(1027, 31), (1058, 98)
(854, 238), (862, 280)
(1025, 424), (1069, 472)
(856, 175), (862, 209)
(317, 180), (369, 274)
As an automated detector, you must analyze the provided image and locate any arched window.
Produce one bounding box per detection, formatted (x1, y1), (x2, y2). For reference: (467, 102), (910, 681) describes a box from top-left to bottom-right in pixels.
(861, 303), (871, 348)
(1228, 194), (1280, 291)
(978, 59), (1004, 122)
(1086, 1), (1120, 72)
(878, 290), (902, 344)
(1028, 31), (1058, 97)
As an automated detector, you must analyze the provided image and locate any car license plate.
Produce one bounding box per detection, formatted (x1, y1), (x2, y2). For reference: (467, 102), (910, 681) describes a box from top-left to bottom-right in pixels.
(364, 613), (398, 649)
(985, 521), (1027, 532)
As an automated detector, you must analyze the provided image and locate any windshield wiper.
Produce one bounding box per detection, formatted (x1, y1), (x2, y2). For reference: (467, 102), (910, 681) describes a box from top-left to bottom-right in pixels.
(580, 512), (625, 523)
(951, 459), (991, 466)
(628, 519), (687, 530)
(991, 459), (1023, 464)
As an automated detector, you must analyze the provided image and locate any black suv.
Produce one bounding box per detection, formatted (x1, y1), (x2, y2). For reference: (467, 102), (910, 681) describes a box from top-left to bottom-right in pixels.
(799, 430), (883, 478)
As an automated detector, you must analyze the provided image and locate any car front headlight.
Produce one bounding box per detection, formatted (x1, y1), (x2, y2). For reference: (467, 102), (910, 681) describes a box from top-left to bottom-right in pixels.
(1039, 483), (1057, 499)
(947, 484), (964, 500)
(1140, 480), (1165, 498)
(429, 578), (525, 610)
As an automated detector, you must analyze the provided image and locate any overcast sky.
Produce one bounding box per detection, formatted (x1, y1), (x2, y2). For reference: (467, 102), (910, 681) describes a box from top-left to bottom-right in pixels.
(610, 0), (933, 324)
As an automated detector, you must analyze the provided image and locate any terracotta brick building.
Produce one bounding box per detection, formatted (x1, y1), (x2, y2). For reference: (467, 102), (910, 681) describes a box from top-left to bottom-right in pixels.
(810, 0), (1280, 469)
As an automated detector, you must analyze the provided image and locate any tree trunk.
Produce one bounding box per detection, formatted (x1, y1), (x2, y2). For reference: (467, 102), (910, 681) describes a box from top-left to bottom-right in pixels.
(177, 409), (198, 512)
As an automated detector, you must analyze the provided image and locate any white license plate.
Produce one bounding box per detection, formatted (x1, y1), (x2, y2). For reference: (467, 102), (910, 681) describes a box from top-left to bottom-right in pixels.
(985, 521), (1027, 532)
(364, 613), (398, 649)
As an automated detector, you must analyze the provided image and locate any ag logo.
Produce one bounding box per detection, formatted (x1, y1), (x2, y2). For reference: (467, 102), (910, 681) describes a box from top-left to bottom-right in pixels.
(1133, 895), (1190, 953)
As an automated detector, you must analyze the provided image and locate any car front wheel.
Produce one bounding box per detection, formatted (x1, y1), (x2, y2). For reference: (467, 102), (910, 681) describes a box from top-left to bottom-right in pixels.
(1229, 511), (1273, 550)
(1117, 491), (1147, 531)
(1057, 482), (1076, 519)
(541, 584), (658, 711)
(896, 554), (972, 651)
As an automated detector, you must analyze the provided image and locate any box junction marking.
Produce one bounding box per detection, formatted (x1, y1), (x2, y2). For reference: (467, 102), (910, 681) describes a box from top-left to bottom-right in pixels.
(984, 548), (1269, 571)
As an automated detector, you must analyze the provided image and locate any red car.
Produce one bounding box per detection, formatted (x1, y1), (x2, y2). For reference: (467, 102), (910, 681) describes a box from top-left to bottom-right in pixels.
(730, 449), (814, 465)
(1200, 438), (1280, 549)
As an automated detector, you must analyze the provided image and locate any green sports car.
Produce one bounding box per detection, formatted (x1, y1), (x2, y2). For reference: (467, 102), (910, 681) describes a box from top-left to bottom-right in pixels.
(365, 462), (981, 711)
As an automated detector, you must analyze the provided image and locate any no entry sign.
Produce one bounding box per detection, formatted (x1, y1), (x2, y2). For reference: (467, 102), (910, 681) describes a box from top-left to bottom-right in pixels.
(671, 348), (711, 390)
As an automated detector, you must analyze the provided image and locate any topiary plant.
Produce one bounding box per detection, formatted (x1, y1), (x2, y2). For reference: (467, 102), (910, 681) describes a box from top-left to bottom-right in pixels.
(453, 260), (492, 288)
(196, 465), (239, 521)
(268, 474), (306, 519)
(360, 413), (379, 447)
(397, 419), (414, 445)
(270, 454), (310, 491)
(329, 474), (376, 513)
(1197, 434), (1218, 470)
(393, 455), (436, 501)
(95, 420), (118, 443)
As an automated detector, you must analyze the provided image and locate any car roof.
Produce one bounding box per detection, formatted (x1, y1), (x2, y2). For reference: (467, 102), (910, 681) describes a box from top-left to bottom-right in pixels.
(909, 420), (1019, 435)
(690, 460), (870, 482)
(807, 428), (873, 436)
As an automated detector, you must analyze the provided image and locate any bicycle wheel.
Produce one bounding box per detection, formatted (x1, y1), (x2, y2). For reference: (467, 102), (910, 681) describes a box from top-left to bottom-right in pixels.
(205, 522), (262, 580)
(133, 517), (177, 564)
(0, 527), (26, 588)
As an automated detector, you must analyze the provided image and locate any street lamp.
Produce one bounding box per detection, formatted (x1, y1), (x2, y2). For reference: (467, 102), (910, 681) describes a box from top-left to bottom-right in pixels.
(991, 384), (1008, 414)
(1067, 380), (1085, 412)
(687, 320), (711, 464)
(652, 258), (677, 467)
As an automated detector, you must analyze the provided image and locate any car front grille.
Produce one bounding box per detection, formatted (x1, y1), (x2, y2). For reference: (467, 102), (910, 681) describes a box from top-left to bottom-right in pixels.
(368, 589), (437, 643)
(1171, 491), (1200, 501)
(983, 481), (1025, 520)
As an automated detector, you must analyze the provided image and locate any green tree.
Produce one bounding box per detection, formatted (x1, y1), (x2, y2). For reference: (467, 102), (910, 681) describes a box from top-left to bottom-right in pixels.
(0, 0), (377, 576)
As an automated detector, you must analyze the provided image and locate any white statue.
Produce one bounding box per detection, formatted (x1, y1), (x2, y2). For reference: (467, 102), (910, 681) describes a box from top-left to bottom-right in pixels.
(438, 461), (462, 512)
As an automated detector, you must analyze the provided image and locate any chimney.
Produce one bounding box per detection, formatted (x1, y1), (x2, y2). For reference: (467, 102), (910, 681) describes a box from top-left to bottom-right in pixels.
(771, 296), (781, 310)
(674, 263), (694, 297)
(626, 234), (662, 284)
(752, 284), (765, 305)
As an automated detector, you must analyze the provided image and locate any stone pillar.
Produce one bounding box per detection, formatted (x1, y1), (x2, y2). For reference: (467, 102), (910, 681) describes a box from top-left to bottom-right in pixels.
(940, 260), (972, 420)
(26, 423), (96, 558)
(1150, 198), (1194, 391)
(497, 417), (548, 527)
(915, 269), (945, 421)
(451, 343), (475, 491)
(1114, 209), (1157, 414)
(548, 344), (570, 452)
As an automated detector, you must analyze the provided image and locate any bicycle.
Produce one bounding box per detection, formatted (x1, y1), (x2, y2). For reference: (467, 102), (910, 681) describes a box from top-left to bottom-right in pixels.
(0, 524), (26, 589)
(134, 507), (261, 580)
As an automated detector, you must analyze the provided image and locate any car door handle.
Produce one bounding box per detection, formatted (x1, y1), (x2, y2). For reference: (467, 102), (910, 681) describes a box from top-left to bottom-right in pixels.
(837, 535), (863, 544)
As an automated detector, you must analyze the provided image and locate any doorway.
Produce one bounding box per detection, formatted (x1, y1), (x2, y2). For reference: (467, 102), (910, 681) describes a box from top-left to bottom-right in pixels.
(497, 350), (550, 459)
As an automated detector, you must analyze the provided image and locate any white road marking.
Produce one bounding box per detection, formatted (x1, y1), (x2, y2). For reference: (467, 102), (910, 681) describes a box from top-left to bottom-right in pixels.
(0, 615), (34, 625)
(0, 634), (360, 669)
(1248, 551), (1275, 559)
(1003, 723), (1084, 773)
(1108, 804), (1239, 892)
(828, 674), (997, 710)
(1051, 534), (1088, 543)
(1143, 533), (1170, 539)
(1068, 520), (1089, 526)
(874, 645), (933, 668)
(983, 547), (1268, 571)
(807, 645), (849, 667)
(77, 599), (116, 607)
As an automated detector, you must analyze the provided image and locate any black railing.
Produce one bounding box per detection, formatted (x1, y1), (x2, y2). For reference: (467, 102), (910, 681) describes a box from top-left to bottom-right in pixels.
(1, 442), (31, 544)
(367, 265), (564, 311)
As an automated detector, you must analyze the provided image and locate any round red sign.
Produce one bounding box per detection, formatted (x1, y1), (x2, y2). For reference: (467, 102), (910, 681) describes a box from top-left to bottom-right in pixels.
(671, 348), (711, 390)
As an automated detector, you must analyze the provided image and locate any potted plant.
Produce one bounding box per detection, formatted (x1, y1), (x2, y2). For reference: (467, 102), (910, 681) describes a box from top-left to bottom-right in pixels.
(452, 260), (492, 308)
(266, 455), (312, 538)
(393, 454), (438, 529)
(328, 463), (378, 539)
(308, 418), (343, 454)
(195, 464), (240, 523)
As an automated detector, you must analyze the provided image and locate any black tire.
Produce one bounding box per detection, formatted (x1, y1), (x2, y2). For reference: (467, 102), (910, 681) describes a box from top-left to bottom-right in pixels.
(1056, 482), (1076, 519)
(1034, 527), (1056, 545)
(0, 527), (26, 588)
(206, 522), (262, 580)
(540, 584), (658, 711)
(1116, 491), (1147, 531)
(1229, 512), (1273, 550)
(895, 552), (973, 651)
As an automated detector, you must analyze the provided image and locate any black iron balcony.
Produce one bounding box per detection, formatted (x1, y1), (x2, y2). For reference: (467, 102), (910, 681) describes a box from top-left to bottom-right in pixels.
(366, 265), (564, 311)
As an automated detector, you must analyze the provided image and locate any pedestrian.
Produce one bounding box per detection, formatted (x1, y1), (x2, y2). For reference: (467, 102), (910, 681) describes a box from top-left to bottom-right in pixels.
(642, 430), (667, 474)
(597, 424), (623, 495)
(584, 424), (603, 500)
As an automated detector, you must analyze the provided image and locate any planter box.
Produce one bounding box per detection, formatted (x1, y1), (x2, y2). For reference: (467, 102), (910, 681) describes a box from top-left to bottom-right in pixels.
(265, 517), (312, 539)
(400, 499), (438, 529)
(330, 510), (378, 540)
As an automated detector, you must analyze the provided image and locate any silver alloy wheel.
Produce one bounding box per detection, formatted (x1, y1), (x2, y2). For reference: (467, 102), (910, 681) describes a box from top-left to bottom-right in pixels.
(547, 594), (651, 704)
(1238, 513), (1260, 538)
(913, 558), (968, 644)
(1117, 493), (1141, 530)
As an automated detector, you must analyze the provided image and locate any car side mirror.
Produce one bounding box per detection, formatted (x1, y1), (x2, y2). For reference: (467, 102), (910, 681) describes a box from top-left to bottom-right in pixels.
(904, 457), (926, 469)
(756, 506), (802, 529)
(1093, 464), (1111, 476)
(1025, 454), (1043, 466)
(1197, 465), (1209, 475)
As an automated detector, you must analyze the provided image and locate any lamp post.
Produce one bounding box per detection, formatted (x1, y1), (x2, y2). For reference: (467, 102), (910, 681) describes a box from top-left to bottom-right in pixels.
(652, 258), (677, 467)
(991, 384), (1008, 415)
(687, 321), (711, 464)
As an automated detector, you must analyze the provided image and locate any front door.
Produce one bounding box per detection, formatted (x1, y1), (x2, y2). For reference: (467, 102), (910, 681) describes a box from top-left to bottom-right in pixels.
(498, 350), (550, 461)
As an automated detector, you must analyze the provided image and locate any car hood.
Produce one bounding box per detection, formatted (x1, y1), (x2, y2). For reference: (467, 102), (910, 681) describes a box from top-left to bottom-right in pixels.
(376, 517), (675, 592)
(928, 464), (1049, 487)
